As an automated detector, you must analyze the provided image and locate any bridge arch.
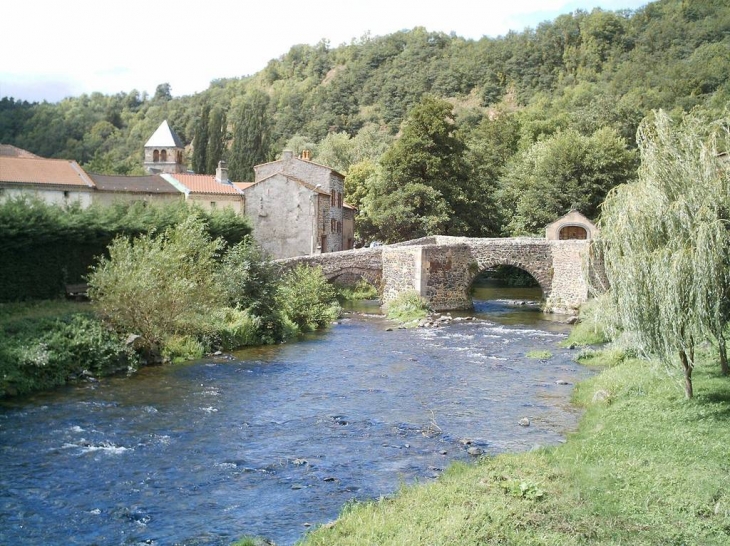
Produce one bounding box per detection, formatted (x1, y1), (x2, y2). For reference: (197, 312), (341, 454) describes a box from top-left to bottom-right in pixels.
(469, 259), (551, 302)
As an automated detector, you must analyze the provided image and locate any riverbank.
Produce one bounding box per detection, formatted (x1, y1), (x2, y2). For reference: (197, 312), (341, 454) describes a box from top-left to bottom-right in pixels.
(294, 342), (730, 545)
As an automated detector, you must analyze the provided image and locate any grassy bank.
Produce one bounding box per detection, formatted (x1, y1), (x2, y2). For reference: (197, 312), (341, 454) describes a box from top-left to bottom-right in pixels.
(296, 345), (730, 545)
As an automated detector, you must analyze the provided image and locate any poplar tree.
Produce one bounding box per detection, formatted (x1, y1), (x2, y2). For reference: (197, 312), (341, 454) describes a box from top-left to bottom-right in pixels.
(192, 103), (210, 174)
(206, 107), (227, 175)
(599, 110), (730, 398)
(229, 91), (271, 182)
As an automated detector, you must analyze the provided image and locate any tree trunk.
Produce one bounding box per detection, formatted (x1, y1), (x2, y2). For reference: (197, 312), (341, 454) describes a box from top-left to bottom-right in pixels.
(719, 333), (729, 376)
(679, 349), (694, 399)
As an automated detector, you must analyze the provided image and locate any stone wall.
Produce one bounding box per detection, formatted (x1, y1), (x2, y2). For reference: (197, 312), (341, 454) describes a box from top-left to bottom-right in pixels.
(277, 236), (595, 315)
(278, 247), (383, 287)
(545, 240), (591, 313)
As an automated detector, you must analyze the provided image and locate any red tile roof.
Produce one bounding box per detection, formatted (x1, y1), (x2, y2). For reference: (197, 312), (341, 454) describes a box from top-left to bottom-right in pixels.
(171, 173), (243, 195)
(233, 182), (254, 191)
(0, 157), (95, 187)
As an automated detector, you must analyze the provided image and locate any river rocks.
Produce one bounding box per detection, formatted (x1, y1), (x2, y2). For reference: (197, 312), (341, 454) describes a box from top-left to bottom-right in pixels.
(467, 447), (483, 456)
(519, 417), (531, 427)
(555, 379), (571, 385)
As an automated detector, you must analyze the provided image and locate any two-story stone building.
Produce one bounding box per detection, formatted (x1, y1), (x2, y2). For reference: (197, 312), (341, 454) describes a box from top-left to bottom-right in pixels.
(243, 149), (353, 259)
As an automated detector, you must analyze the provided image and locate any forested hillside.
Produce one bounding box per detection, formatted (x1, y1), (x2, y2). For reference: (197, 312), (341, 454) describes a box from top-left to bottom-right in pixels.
(2, 0), (728, 240)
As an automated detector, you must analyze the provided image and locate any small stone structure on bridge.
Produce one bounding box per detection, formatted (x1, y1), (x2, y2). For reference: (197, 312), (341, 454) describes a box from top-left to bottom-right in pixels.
(279, 234), (594, 315)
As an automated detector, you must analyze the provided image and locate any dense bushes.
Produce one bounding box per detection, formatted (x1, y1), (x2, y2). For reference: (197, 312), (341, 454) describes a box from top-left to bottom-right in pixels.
(0, 305), (136, 397)
(88, 219), (340, 363)
(0, 198), (251, 302)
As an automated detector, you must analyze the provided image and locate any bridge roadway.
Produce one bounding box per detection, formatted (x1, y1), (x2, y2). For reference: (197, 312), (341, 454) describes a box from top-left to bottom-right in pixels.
(278, 235), (594, 314)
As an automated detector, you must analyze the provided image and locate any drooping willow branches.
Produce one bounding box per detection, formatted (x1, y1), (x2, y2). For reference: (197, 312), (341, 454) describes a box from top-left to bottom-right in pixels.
(598, 110), (730, 398)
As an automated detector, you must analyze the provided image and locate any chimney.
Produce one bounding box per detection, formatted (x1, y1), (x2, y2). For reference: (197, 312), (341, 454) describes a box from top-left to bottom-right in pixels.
(282, 149), (293, 160)
(215, 160), (228, 183)
(301, 149), (311, 161)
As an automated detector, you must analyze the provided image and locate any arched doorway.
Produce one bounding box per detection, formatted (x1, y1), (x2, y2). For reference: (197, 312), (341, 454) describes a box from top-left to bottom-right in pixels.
(559, 225), (588, 240)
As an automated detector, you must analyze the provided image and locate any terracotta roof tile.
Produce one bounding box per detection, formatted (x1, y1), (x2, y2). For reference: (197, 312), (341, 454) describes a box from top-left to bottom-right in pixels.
(170, 173), (244, 195)
(0, 157), (95, 187)
(89, 173), (181, 194)
(233, 182), (254, 191)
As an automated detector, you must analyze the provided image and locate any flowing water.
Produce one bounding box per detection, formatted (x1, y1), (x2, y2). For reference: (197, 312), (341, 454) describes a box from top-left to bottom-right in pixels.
(0, 285), (591, 545)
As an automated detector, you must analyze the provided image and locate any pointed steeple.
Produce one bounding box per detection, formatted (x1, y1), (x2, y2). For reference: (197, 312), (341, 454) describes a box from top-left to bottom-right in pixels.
(144, 120), (185, 174)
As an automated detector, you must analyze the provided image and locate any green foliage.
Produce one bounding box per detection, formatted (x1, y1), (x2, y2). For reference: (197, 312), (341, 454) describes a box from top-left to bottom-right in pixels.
(0, 308), (137, 397)
(599, 110), (730, 397)
(372, 95), (470, 240)
(192, 102), (210, 174)
(87, 216), (226, 352)
(217, 237), (286, 344)
(385, 290), (430, 324)
(0, 198), (251, 302)
(229, 90), (271, 181)
(498, 127), (637, 235)
(276, 265), (341, 333)
(526, 350), (552, 359)
(336, 279), (379, 302)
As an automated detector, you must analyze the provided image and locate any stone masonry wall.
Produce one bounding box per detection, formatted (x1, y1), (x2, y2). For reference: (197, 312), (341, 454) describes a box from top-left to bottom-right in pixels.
(545, 240), (591, 313)
(276, 237), (594, 315)
(422, 244), (474, 311)
(278, 247), (383, 287)
(381, 246), (422, 306)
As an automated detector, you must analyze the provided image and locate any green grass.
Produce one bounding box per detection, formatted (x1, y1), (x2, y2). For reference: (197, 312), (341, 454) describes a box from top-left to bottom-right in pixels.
(385, 290), (430, 325)
(526, 350), (552, 359)
(298, 350), (730, 545)
(0, 299), (91, 326)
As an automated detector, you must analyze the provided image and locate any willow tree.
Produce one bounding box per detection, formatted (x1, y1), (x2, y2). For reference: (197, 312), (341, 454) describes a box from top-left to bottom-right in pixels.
(599, 110), (730, 398)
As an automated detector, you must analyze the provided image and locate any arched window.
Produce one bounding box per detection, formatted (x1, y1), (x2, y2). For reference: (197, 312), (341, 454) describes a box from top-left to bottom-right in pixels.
(177, 151), (182, 164)
(160, 149), (167, 162)
(153, 150), (159, 162)
(559, 225), (588, 240)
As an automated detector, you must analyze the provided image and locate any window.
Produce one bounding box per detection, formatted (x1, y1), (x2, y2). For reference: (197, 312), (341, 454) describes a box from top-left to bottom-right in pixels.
(153, 150), (160, 162)
(160, 149), (167, 162)
(210, 201), (217, 209)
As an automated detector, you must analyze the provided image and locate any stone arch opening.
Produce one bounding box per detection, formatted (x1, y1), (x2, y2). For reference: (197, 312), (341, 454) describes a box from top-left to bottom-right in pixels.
(559, 225), (587, 240)
(468, 262), (548, 313)
(160, 149), (168, 162)
(153, 149), (160, 162)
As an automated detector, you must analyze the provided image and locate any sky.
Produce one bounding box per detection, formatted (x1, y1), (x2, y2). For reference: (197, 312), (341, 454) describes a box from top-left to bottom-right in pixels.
(2, 0), (649, 103)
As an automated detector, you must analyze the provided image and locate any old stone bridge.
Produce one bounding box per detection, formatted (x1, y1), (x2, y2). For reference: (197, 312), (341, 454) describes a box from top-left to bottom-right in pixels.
(279, 235), (595, 314)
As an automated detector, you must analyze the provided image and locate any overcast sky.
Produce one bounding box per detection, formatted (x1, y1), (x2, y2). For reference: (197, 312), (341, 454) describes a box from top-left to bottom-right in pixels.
(2, 0), (648, 103)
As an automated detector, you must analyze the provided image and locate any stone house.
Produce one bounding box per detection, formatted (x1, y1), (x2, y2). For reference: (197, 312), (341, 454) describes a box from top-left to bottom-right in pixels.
(246, 150), (349, 258)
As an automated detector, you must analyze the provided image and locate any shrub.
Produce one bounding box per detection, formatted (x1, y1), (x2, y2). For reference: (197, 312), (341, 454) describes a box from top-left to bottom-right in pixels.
(385, 290), (430, 323)
(276, 265), (341, 333)
(218, 238), (286, 344)
(0, 313), (136, 397)
(0, 197), (251, 302)
(87, 216), (226, 352)
(161, 335), (206, 363)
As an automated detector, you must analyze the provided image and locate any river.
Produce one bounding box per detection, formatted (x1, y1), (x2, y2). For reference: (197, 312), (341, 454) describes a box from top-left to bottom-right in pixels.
(0, 284), (591, 545)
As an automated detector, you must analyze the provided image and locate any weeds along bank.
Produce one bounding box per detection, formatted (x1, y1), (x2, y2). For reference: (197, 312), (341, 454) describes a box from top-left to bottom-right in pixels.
(289, 308), (730, 546)
(0, 218), (341, 398)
